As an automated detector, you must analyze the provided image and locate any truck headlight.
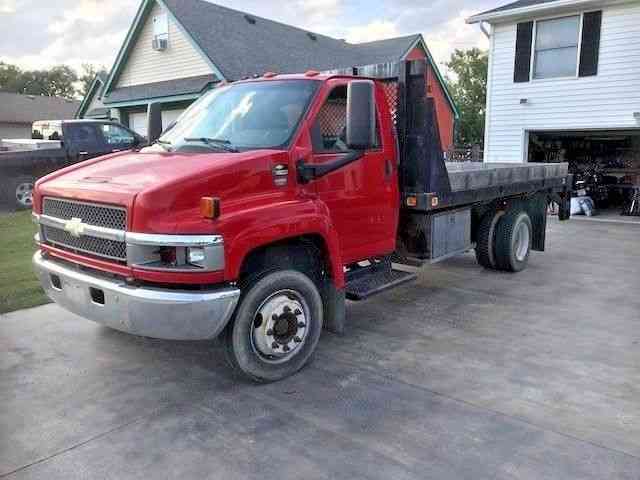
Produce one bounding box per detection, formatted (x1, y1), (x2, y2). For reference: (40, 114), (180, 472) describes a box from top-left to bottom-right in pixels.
(187, 247), (206, 268)
(126, 234), (224, 272)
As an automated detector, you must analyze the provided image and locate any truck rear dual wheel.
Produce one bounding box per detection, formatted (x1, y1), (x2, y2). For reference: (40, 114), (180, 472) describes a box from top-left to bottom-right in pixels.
(494, 210), (532, 272)
(475, 210), (505, 269)
(476, 209), (533, 272)
(224, 270), (324, 383)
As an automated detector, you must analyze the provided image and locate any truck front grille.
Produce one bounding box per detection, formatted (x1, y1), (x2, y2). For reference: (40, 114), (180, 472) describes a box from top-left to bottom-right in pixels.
(42, 198), (128, 262)
(43, 197), (126, 230)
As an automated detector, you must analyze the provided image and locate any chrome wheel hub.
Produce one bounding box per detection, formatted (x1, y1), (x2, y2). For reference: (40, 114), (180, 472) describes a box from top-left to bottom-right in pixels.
(16, 182), (34, 207)
(514, 221), (530, 262)
(251, 289), (309, 363)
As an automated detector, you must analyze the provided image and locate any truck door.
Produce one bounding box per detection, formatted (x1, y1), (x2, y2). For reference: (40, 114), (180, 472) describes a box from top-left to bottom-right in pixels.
(64, 123), (103, 163)
(99, 123), (139, 153)
(306, 79), (399, 263)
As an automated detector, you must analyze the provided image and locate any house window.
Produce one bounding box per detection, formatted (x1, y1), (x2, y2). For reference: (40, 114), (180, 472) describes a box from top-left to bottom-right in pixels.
(153, 13), (169, 41)
(533, 15), (581, 79)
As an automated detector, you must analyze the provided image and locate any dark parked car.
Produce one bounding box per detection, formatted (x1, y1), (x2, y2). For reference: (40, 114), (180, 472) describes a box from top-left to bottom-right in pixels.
(0, 120), (144, 209)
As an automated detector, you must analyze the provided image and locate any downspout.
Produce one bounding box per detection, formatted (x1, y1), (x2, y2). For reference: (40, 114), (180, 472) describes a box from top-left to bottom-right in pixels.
(479, 21), (491, 39)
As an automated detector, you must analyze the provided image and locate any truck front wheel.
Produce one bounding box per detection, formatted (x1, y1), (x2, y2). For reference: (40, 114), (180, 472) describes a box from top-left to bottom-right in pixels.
(6, 175), (36, 210)
(494, 210), (532, 272)
(224, 270), (324, 382)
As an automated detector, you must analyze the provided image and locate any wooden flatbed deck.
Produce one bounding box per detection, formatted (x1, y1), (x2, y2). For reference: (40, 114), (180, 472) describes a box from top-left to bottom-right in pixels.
(446, 162), (569, 192)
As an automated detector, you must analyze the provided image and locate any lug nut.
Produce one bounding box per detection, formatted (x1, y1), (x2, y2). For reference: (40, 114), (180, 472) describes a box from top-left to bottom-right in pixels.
(267, 329), (274, 336)
(271, 342), (279, 349)
(283, 345), (290, 352)
(298, 322), (306, 328)
(294, 336), (302, 343)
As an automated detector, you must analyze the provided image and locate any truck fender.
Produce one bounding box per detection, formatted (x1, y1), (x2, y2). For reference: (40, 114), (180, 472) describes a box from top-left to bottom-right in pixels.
(225, 214), (345, 289)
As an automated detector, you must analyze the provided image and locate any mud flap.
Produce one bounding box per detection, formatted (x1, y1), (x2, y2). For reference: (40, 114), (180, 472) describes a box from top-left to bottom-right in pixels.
(322, 279), (346, 335)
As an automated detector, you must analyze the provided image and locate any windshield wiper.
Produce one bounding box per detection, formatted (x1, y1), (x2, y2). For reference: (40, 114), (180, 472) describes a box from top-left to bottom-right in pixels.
(154, 139), (173, 151)
(183, 137), (238, 153)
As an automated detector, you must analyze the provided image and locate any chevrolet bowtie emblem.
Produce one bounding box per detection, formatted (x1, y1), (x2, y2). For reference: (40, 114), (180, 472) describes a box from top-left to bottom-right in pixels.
(64, 217), (86, 238)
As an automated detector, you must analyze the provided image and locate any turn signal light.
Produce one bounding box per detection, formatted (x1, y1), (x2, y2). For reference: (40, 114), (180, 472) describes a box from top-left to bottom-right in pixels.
(200, 197), (221, 219)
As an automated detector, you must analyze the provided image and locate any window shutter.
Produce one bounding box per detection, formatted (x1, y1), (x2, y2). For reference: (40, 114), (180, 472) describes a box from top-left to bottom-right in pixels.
(514, 21), (534, 83)
(579, 11), (602, 77)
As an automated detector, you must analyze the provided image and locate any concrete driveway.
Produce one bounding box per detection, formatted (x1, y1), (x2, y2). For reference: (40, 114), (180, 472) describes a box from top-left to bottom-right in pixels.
(1, 218), (639, 479)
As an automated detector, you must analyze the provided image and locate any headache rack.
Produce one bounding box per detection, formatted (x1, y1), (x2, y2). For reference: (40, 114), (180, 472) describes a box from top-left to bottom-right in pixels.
(328, 60), (571, 213)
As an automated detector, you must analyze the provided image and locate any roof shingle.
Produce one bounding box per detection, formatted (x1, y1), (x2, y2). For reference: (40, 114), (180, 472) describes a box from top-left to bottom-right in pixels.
(106, 74), (218, 104)
(471, 0), (560, 19)
(161, 0), (421, 80)
(0, 92), (80, 124)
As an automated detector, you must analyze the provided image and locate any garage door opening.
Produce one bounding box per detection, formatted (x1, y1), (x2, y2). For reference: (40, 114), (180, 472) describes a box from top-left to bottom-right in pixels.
(528, 130), (640, 217)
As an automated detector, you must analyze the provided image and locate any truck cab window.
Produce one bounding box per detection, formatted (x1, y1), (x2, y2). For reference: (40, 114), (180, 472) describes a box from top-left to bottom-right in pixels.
(102, 124), (135, 146)
(32, 121), (63, 141)
(312, 84), (380, 153)
(68, 125), (99, 146)
(313, 86), (348, 153)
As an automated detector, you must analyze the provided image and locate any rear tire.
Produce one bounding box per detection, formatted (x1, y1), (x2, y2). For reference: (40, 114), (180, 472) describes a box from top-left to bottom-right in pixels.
(475, 210), (504, 269)
(494, 210), (532, 272)
(224, 269), (323, 383)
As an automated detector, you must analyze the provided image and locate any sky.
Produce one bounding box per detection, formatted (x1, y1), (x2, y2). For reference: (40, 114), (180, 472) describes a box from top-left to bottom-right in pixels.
(0, 0), (503, 74)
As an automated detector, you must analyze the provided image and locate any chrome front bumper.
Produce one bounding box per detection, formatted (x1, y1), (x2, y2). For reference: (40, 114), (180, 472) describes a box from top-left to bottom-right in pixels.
(33, 251), (240, 340)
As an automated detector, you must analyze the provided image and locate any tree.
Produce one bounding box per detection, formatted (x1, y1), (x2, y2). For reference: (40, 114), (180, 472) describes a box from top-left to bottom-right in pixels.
(446, 48), (488, 147)
(0, 62), (25, 93)
(0, 62), (78, 99)
(79, 63), (108, 98)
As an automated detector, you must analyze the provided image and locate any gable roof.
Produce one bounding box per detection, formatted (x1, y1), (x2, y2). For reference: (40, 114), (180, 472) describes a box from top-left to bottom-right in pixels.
(0, 92), (80, 124)
(161, 0), (422, 79)
(76, 72), (108, 118)
(475, 0), (557, 16)
(468, 0), (610, 23)
(103, 0), (457, 116)
(106, 73), (218, 105)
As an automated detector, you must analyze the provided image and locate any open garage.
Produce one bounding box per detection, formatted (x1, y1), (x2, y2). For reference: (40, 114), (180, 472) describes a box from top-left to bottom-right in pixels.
(529, 129), (640, 217)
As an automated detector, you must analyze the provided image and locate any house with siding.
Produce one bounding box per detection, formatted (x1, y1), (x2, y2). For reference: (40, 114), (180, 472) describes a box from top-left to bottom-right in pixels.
(75, 73), (110, 120)
(467, 0), (640, 168)
(80, 0), (458, 150)
(0, 92), (79, 140)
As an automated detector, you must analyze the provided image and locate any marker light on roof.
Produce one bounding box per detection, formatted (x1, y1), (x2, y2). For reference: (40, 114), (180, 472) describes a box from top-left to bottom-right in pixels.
(305, 70), (320, 77)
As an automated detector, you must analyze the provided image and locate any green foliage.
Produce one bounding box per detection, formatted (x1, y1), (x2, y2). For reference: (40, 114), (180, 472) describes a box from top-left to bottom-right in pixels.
(0, 211), (49, 314)
(446, 48), (488, 147)
(0, 61), (105, 100)
(79, 63), (108, 98)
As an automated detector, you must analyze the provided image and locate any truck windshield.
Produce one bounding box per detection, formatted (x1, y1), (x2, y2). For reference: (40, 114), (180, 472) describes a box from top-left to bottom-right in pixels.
(159, 80), (319, 152)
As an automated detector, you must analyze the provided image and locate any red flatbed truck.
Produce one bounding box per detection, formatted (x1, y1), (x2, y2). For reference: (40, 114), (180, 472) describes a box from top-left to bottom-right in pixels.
(32, 60), (571, 382)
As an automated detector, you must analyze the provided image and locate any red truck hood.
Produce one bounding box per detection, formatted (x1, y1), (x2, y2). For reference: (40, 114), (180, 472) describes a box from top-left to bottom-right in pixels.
(37, 149), (287, 233)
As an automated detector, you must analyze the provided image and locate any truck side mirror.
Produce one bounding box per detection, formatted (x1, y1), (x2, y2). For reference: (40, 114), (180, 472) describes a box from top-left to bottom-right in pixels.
(346, 80), (376, 150)
(147, 102), (163, 145)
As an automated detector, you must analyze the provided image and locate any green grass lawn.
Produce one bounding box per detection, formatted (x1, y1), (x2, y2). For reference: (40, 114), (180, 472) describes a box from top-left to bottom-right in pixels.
(0, 210), (50, 314)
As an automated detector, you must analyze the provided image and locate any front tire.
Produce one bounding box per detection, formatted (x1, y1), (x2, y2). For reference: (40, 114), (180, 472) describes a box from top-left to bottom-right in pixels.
(224, 270), (323, 383)
(7, 175), (36, 210)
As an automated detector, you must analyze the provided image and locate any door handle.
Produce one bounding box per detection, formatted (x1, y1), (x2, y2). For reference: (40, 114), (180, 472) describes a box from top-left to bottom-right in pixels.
(79, 151), (89, 155)
(385, 158), (393, 178)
